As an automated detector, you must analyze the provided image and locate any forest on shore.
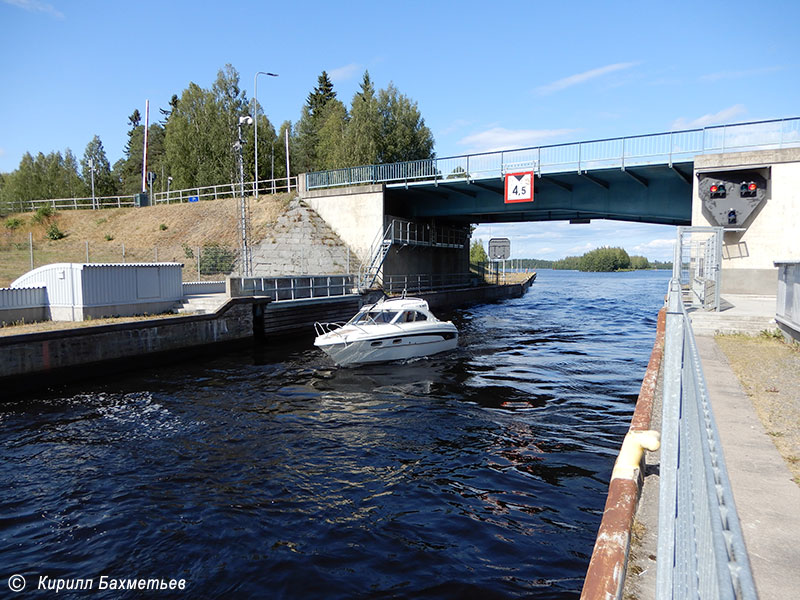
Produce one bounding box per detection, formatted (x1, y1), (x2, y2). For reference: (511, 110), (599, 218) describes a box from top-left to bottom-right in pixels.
(0, 65), (434, 212)
(470, 240), (671, 271)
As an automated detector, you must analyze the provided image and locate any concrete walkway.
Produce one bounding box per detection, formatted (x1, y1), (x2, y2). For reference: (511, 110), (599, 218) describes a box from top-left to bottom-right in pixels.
(695, 336), (800, 599)
(689, 294), (777, 336)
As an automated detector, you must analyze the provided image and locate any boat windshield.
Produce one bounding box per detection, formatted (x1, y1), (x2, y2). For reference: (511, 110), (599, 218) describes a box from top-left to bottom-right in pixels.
(349, 309), (401, 325)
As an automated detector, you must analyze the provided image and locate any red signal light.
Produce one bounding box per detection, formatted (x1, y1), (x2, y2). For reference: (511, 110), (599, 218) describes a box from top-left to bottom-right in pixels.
(748, 183), (757, 191)
(710, 185), (718, 193)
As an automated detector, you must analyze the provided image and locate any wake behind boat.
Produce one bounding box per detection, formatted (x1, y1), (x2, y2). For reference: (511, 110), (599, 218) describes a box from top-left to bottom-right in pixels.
(313, 296), (458, 366)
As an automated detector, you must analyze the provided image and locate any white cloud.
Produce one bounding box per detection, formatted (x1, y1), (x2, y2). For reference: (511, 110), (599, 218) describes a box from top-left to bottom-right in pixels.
(699, 66), (783, 82)
(439, 118), (474, 136)
(568, 242), (595, 254)
(458, 127), (576, 153)
(2, 0), (64, 19)
(634, 238), (675, 250)
(671, 104), (746, 130)
(0, 147), (6, 157)
(328, 63), (360, 82)
(536, 62), (640, 95)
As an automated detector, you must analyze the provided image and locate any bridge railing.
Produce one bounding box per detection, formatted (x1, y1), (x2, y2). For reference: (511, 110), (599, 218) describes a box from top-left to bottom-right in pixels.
(306, 117), (800, 190)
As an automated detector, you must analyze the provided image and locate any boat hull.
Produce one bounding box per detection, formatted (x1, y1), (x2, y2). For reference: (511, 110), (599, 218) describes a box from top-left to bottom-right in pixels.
(314, 327), (458, 366)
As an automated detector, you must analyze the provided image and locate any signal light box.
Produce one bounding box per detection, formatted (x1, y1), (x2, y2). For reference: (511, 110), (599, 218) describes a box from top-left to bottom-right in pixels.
(698, 169), (767, 228)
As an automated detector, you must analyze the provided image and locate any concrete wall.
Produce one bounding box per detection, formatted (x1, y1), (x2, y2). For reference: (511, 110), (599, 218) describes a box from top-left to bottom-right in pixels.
(301, 184), (385, 262)
(0, 300), (257, 382)
(693, 148), (800, 294)
(250, 199), (360, 276)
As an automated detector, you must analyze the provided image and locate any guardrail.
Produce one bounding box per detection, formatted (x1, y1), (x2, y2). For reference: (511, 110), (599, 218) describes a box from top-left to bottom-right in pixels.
(656, 272), (757, 597)
(17, 177), (297, 213)
(306, 117), (800, 190)
(386, 218), (469, 248)
(230, 275), (356, 302)
(384, 273), (475, 295)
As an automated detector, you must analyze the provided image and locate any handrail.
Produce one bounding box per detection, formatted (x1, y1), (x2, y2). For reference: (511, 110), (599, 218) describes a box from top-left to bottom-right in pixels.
(657, 277), (757, 598)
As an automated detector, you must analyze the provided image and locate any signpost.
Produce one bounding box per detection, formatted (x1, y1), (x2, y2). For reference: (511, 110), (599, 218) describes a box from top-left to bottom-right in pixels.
(504, 171), (534, 203)
(488, 237), (511, 284)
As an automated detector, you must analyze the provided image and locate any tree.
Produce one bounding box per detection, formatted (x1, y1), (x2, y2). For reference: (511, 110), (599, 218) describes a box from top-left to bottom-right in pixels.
(470, 238), (488, 263)
(292, 71), (341, 173)
(342, 71), (381, 166)
(81, 135), (117, 197)
(377, 83), (434, 163)
(315, 99), (348, 170)
(165, 64), (252, 189)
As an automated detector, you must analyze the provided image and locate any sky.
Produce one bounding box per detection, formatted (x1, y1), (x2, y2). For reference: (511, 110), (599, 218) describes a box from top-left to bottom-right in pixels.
(1, 0), (798, 261)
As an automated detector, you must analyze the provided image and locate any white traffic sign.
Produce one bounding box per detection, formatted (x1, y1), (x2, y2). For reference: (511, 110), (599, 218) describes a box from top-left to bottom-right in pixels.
(504, 171), (534, 203)
(488, 237), (511, 260)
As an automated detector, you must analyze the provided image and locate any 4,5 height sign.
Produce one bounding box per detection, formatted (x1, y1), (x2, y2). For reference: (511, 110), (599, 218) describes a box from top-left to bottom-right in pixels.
(504, 171), (534, 204)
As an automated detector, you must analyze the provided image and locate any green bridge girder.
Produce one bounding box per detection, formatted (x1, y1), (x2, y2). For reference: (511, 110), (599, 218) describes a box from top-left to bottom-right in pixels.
(384, 162), (694, 226)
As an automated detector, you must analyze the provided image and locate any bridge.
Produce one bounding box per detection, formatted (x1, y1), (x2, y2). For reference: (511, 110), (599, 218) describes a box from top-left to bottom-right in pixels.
(305, 118), (800, 226)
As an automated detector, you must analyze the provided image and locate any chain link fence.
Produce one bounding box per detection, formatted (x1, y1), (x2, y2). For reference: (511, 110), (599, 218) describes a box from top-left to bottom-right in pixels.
(0, 236), (240, 287)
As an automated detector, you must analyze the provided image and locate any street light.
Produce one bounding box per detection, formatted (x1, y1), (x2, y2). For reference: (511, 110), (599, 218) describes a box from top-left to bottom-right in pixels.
(88, 158), (96, 210)
(253, 71), (278, 198)
(236, 115), (254, 276)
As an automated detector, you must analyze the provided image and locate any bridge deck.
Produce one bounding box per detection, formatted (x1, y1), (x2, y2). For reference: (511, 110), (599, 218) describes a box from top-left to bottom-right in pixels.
(306, 118), (800, 226)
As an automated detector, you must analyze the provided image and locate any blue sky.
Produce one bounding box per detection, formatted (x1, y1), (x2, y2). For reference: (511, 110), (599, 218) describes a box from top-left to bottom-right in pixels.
(1, 0), (798, 261)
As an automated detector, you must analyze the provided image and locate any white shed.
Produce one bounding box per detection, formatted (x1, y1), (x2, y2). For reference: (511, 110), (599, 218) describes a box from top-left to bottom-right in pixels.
(11, 263), (183, 321)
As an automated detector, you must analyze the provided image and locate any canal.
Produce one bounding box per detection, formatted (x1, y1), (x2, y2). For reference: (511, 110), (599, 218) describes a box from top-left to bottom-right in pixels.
(1, 270), (670, 598)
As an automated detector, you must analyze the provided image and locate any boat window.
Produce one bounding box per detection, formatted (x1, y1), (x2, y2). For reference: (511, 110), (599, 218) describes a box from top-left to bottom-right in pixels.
(401, 311), (428, 322)
(368, 310), (400, 323)
(348, 310), (370, 325)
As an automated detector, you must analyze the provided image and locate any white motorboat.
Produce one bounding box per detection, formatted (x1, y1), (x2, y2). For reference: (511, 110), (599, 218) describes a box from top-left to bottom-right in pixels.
(313, 296), (458, 366)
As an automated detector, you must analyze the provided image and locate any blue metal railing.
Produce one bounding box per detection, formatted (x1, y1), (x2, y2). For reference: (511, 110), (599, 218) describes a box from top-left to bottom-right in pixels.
(306, 117), (800, 190)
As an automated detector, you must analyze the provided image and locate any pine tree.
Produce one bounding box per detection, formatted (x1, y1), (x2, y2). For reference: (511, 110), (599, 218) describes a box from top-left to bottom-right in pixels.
(343, 71), (381, 166)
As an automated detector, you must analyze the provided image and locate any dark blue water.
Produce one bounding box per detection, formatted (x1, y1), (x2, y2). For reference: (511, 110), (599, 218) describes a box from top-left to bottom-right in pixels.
(1, 270), (669, 599)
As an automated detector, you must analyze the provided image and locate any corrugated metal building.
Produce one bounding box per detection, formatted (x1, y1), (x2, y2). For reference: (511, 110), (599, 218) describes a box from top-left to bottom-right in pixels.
(10, 263), (183, 321)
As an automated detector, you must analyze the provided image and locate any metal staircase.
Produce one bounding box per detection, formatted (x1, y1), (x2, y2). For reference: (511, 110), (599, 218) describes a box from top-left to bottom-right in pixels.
(358, 219), (470, 291)
(359, 222), (395, 290)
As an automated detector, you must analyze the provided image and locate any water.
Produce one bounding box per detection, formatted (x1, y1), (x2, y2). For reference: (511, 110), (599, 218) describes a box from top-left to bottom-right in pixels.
(1, 270), (669, 599)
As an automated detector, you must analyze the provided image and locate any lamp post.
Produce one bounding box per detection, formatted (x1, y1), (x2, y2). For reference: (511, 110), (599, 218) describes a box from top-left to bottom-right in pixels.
(88, 158), (96, 210)
(253, 71), (278, 198)
(236, 115), (254, 276)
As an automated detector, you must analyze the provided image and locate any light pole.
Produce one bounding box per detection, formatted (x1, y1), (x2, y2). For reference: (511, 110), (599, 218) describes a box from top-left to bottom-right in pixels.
(253, 71), (278, 198)
(236, 115), (254, 276)
(88, 158), (96, 210)
(167, 176), (173, 201)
